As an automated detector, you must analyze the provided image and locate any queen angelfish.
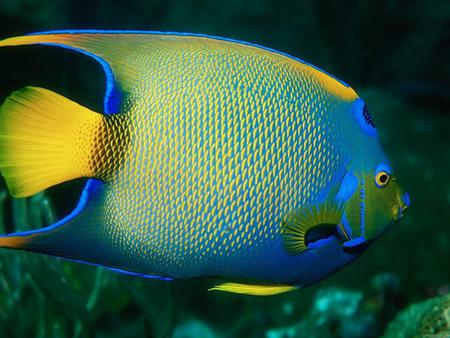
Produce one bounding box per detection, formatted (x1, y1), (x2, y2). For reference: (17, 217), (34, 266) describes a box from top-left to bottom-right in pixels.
(0, 31), (410, 296)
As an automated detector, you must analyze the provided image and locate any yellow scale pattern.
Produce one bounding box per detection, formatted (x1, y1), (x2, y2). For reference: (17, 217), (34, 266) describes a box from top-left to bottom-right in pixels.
(88, 114), (130, 181)
(73, 35), (359, 276)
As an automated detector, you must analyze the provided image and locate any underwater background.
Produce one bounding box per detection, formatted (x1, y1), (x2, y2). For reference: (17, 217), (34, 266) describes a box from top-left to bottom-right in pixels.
(0, 0), (449, 337)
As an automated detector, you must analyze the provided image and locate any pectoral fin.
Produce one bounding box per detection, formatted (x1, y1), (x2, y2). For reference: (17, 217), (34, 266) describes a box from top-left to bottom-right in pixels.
(281, 202), (343, 255)
(209, 282), (297, 296)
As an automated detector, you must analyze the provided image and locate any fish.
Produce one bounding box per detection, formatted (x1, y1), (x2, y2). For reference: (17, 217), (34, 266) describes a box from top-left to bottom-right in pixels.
(0, 30), (410, 296)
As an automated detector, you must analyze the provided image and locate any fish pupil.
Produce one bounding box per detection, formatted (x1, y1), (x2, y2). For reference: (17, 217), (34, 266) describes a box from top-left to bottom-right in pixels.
(362, 105), (375, 127)
(379, 174), (388, 183)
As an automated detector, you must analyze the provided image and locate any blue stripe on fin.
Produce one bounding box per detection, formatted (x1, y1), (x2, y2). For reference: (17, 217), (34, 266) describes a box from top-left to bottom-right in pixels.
(57, 256), (173, 281)
(0, 178), (172, 281)
(26, 38), (121, 114)
(0, 179), (102, 239)
(29, 29), (351, 88)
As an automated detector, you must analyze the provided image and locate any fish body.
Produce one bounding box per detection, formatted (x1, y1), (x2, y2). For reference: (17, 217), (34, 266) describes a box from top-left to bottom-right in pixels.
(0, 31), (409, 295)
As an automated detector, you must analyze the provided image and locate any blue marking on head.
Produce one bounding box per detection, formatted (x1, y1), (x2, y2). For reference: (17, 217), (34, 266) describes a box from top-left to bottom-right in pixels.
(360, 178), (366, 236)
(352, 99), (377, 137)
(29, 29), (351, 88)
(336, 172), (358, 203)
(375, 163), (392, 176)
(343, 236), (366, 248)
(316, 160), (349, 204)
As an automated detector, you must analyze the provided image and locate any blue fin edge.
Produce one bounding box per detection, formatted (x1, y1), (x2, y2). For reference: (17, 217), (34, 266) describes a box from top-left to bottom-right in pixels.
(335, 172), (358, 203)
(25, 40), (121, 114)
(27, 29), (350, 89)
(59, 256), (173, 281)
(0, 178), (102, 238)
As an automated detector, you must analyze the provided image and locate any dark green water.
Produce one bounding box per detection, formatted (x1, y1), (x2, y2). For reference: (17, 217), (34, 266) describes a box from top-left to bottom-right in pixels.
(0, 1), (448, 337)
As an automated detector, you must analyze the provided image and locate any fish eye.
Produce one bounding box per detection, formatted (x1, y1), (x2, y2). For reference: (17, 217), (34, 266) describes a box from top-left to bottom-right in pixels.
(375, 171), (390, 188)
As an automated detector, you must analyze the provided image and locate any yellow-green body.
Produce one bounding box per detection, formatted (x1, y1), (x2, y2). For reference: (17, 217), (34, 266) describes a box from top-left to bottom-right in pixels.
(0, 32), (409, 292)
(78, 33), (357, 283)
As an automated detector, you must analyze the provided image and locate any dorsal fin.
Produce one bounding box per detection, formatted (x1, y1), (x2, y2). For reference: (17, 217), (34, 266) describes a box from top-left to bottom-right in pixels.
(0, 30), (357, 114)
(0, 32), (132, 114)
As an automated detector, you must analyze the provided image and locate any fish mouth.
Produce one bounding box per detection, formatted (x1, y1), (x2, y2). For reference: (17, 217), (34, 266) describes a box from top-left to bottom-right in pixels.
(395, 192), (410, 221)
(393, 204), (404, 221)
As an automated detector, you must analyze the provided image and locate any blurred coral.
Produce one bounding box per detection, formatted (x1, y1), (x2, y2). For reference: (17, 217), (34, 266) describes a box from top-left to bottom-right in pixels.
(382, 292), (450, 338)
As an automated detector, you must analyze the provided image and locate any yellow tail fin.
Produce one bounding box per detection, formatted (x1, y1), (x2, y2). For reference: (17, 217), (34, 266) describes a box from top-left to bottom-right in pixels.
(0, 235), (30, 249)
(0, 87), (105, 197)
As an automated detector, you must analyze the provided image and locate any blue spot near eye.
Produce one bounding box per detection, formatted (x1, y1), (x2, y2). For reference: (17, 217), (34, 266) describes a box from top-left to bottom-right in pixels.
(375, 163), (392, 176)
(352, 99), (377, 137)
(336, 172), (358, 203)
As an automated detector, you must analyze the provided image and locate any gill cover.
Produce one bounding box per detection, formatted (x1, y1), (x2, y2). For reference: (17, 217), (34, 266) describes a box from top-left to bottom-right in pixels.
(339, 164), (408, 247)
